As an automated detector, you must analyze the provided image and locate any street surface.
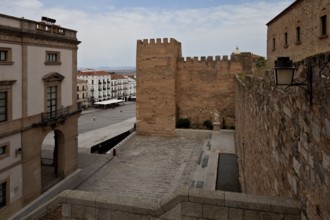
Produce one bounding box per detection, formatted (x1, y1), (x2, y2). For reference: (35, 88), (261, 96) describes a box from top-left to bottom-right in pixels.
(78, 102), (136, 134)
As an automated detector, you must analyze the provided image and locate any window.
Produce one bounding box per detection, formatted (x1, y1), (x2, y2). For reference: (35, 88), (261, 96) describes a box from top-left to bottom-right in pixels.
(0, 182), (6, 209)
(77, 86), (79, 91)
(0, 143), (9, 160)
(0, 92), (7, 122)
(296, 26), (301, 44)
(284, 32), (288, 48)
(0, 145), (6, 156)
(77, 94), (79, 100)
(272, 38), (276, 51)
(321, 15), (327, 37)
(0, 51), (7, 61)
(47, 86), (57, 118)
(0, 48), (13, 65)
(45, 51), (61, 65)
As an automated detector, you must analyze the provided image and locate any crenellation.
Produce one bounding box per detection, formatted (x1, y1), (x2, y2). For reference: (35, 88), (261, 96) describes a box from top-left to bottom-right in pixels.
(137, 38), (181, 48)
(180, 55), (241, 64)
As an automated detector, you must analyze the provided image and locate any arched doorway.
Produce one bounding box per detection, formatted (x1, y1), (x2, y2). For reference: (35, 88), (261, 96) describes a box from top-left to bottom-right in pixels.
(40, 129), (65, 192)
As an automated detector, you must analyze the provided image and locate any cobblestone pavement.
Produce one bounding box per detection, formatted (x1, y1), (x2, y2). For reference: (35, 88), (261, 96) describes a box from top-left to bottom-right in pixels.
(76, 135), (204, 200)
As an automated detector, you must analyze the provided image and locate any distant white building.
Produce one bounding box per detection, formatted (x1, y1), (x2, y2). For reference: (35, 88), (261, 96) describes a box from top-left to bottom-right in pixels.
(77, 79), (88, 109)
(77, 71), (112, 104)
(125, 75), (136, 99)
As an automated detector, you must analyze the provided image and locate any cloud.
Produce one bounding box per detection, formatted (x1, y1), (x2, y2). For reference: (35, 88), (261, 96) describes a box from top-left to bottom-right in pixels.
(2, 0), (292, 67)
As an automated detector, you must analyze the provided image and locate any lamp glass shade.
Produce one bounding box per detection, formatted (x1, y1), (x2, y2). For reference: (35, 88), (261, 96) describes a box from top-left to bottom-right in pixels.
(275, 68), (294, 85)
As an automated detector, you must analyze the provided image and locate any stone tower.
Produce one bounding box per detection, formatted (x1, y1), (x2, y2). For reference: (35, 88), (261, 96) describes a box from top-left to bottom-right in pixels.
(136, 38), (181, 136)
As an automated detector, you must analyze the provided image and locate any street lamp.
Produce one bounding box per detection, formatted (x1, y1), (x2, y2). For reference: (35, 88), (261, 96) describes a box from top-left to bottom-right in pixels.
(274, 57), (313, 106)
(274, 57), (295, 85)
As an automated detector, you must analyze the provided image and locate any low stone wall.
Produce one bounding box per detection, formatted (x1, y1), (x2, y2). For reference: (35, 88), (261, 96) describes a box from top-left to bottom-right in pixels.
(235, 53), (330, 220)
(24, 187), (300, 220)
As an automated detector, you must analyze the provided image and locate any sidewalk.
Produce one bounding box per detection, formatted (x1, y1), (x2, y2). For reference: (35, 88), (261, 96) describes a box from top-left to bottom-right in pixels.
(78, 117), (136, 153)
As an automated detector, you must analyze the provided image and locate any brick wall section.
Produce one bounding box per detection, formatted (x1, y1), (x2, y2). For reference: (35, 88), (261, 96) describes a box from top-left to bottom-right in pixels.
(267, 0), (330, 66)
(25, 187), (301, 220)
(136, 38), (181, 136)
(235, 53), (330, 220)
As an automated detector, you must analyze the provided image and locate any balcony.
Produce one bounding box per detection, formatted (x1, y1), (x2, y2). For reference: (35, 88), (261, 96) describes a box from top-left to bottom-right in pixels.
(38, 106), (81, 125)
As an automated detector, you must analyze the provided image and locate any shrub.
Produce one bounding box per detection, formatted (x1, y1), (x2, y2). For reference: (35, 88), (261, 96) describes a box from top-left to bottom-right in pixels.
(203, 120), (213, 130)
(176, 118), (190, 128)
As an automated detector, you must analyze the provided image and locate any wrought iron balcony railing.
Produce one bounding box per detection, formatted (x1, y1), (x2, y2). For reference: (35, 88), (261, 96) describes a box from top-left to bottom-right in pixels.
(41, 107), (69, 124)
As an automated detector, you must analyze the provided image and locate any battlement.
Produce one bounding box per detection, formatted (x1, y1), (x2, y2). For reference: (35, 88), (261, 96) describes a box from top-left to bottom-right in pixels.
(137, 38), (180, 46)
(179, 55), (234, 63)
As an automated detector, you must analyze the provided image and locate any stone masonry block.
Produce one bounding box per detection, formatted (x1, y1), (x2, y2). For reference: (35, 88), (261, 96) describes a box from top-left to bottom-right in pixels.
(72, 204), (86, 219)
(96, 208), (111, 220)
(160, 203), (181, 220)
(132, 197), (159, 216)
(182, 217), (199, 220)
(96, 193), (134, 213)
(181, 202), (203, 218)
(85, 207), (96, 220)
(224, 192), (272, 212)
(62, 204), (71, 217)
(159, 185), (189, 213)
(243, 210), (259, 220)
(111, 210), (134, 220)
(268, 197), (301, 215)
(189, 188), (225, 206)
(203, 205), (228, 220)
(131, 213), (153, 220)
(260, 212), (284, 220)
(284, 215), (301, 220)
(67, 190), (96, 207)
(229, 208), (243, 220)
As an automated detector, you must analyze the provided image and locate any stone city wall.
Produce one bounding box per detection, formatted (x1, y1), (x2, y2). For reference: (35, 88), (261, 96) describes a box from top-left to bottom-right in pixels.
(24, 187), (301, 220)
(235, 53), (330, 220)
(176, 56), (243, 128)
(136, 38), (252, 136)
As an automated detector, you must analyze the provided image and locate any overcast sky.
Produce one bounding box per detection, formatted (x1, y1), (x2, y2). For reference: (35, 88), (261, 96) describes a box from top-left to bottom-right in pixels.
(3, 0), (293, 68)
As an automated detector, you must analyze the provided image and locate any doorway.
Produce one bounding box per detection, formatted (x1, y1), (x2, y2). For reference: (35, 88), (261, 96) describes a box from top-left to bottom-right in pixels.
(41, 130), (63, 192)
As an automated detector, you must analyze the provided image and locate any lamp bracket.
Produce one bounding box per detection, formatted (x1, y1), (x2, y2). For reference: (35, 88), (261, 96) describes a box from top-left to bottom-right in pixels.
(282, 65), (313, 107)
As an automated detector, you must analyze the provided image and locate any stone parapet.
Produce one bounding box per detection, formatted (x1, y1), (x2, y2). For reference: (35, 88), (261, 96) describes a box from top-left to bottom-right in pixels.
(24, 187), (301, 220)
(235, 52), (330, 220)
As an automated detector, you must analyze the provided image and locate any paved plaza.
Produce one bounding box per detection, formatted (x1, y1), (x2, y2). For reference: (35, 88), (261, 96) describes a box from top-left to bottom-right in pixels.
(76, 129), (236, 203)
